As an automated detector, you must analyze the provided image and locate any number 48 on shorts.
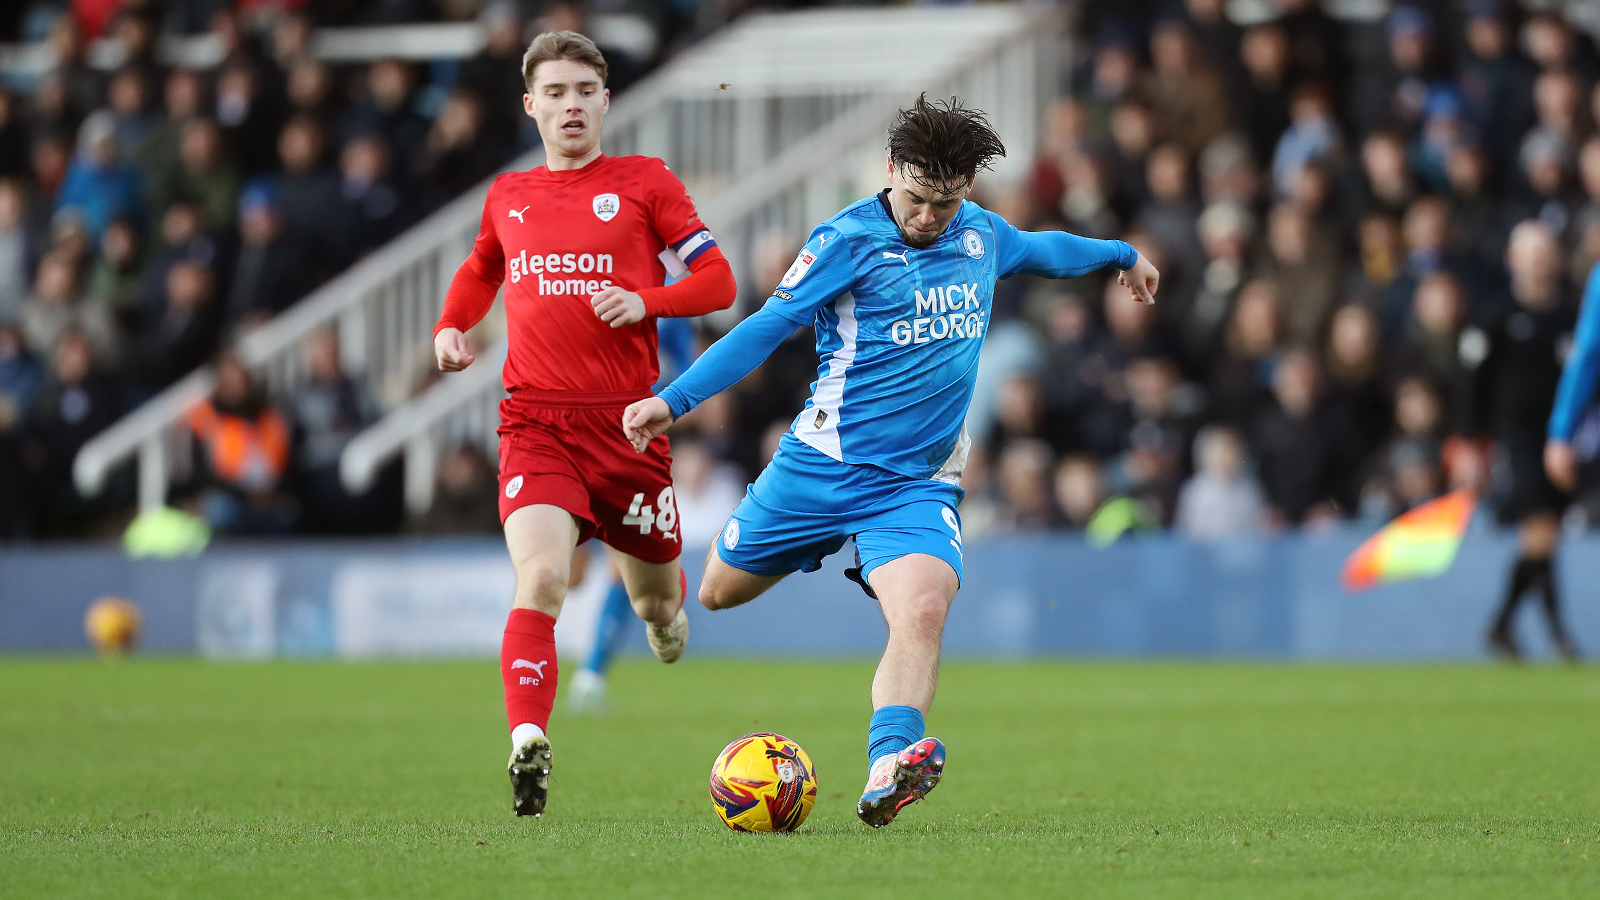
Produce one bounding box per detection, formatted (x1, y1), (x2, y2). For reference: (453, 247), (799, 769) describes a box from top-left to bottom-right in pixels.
(623, 486), (678, 539)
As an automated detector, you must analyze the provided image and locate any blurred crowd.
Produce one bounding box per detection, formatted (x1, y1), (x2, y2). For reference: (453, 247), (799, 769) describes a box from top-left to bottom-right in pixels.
(674, 0), (1600, 542)
(0, 0), (679, 539)
(9, 0), (1600, 546)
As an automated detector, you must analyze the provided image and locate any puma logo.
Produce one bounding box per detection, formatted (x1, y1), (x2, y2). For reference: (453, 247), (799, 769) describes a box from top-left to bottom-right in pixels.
(508, 206), (530, 223)
(511, 659), (548, 677)
(882, 250), (909, 266)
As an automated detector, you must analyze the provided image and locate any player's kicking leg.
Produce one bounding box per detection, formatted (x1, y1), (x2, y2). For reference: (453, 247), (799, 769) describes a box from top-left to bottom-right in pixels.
(502, 504), (581, 817)
(856, 553), (956, 828)
(610, 549), (691, 662)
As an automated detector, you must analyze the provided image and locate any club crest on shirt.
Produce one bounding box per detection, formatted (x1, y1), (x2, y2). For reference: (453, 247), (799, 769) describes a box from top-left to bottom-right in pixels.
(962, 229), (985, 259)
(592, 193), (620, 222)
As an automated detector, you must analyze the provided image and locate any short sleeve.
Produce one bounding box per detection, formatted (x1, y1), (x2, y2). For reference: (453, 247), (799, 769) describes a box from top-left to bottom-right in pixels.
(645, 160), (710, 247)
(760, 224), (855, 325)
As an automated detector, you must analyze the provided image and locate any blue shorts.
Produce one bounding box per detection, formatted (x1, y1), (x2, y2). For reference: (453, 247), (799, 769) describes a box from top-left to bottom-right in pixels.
(716, 434), (966, 588)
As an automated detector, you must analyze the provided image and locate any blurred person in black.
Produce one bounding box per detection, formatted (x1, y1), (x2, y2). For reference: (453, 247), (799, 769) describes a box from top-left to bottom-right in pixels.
(412, 89), (500, 213)
(329, 133), (407, 267)
(284, 328), (388, 534)
(273, 117), (340, 278)
(1458, 221), (1578, 661)
(1207, 278), (1282, 428)
(214, 59), (277, 179)
(226, 178), (312, 325)
(1253, 347), (1342, 527)
(124, 256), (222, 399)
(1457, 0), (1535, 170)
(1233, 22), (1293, 168)
(458, 1), (536, 157)
(22, 328), (122, 537)
(341, 59), (428, 175)
(408, 443), (502, 535)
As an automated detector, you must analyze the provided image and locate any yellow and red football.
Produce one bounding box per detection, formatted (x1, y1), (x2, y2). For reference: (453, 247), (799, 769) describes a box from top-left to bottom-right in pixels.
(709, 732), (818, 832)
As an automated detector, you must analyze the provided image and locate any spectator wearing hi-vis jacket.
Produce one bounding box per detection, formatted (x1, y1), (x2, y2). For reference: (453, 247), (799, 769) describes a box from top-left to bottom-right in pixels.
(186, 350), (293, 535)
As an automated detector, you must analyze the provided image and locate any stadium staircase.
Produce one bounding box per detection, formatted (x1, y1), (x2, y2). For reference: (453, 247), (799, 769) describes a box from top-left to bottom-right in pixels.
(73, 4), (1057, 517)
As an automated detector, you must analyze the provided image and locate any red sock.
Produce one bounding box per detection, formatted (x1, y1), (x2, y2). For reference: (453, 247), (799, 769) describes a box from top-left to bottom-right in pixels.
(501, 608), (558, 733)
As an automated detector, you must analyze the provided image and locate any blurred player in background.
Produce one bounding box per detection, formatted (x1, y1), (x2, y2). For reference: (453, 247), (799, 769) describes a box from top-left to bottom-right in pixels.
(624, 96), (1160, 827)
(1459, 222), (1578, 662)
(432, 31), (736, 816)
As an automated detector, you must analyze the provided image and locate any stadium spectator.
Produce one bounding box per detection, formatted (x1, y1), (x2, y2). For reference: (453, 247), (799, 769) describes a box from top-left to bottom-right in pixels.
(20, 250), (118, 365)
(409, 443), (501, 535)
(1234, 22), (1292, 168)
(187, 350), (294, 535)
(149, 118), (240, 235)
(124, 257), (221, 396)
(55, 111), (141, 243)
(1253, 348), (1342, 527)
(1052, 454), (1105, 531)
(1174, 425), (1265, 539)
(285, 329), (384, 534)
(274, 117), (339, 273)
(413, 89), (500, 213)
(214, 59), (276, 178)
(1141, 20), (1228, 156)
(668, 436), (746, 547)
(0, 179), (32, 317)
(86, 216), (142, 328)
(23, 328), (120, 536)
(342, 59), (428, 173)
(226, 179), (311, 325)
(330, 134), (406, 265)
(994, 438), (1055, 532)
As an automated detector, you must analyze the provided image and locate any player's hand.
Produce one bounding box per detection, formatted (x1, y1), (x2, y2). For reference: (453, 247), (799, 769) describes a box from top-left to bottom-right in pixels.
(1117, 253), (1159, 305)
(434, 327), (474, 371)
(591, 287), (647, 328)
(1545, 439), (1579, 492)
(622, 397), (675, 453)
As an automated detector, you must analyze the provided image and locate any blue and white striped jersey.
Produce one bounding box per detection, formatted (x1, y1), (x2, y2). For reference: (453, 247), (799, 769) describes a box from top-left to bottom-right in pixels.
(762, 191), (1137, 482)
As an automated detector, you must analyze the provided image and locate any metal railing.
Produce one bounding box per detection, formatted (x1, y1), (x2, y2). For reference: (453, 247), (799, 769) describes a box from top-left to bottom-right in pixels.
(338, 4), (1059, 515)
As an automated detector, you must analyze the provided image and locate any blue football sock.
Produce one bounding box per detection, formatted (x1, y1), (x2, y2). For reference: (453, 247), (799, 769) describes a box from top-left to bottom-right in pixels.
(584, 581), (635, 675)
(867, 705), (925, 764)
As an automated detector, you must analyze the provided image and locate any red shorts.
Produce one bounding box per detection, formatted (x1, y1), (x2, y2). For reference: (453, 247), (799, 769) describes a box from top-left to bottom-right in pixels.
(496, 389), (682, 564)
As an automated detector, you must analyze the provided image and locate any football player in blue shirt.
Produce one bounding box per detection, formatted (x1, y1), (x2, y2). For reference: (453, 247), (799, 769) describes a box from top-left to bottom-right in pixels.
(623, 95), (1160, 827)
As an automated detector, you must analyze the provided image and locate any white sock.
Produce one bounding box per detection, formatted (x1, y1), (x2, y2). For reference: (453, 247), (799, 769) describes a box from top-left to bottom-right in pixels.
(511, 722), (546, 750)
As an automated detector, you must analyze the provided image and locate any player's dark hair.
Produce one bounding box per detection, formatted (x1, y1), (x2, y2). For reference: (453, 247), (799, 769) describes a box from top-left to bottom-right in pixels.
(887, 94), (1006, 187)
(522, 30), (609, 89)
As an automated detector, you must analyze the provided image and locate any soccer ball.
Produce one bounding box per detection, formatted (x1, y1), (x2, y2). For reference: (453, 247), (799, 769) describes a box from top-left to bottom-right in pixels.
(84, 596), (142, 655)
(709, 732), (818, 832)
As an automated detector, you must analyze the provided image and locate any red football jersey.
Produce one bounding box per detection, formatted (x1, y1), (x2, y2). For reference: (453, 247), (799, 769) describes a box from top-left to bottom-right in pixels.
(440, 154), (716, 395)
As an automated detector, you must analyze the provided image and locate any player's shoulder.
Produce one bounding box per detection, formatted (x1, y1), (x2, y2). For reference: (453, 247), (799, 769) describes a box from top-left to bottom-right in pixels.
(610, 154), (680, 183)
(819, 194), (894, 242)
(486, 168), (545, 199)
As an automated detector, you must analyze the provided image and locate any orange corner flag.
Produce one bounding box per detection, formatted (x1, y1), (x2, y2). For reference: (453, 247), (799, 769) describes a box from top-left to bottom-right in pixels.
(1340, 490), (1476, 593)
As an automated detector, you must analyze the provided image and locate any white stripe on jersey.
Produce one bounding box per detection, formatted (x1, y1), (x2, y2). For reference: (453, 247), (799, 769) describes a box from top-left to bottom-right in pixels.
(793, 293), (858, 461)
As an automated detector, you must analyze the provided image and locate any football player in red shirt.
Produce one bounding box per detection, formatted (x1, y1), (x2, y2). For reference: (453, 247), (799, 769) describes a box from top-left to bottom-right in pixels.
(432, 31), (736, 817)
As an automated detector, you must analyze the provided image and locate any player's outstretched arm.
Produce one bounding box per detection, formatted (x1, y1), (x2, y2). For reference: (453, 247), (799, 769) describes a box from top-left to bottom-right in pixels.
(989, 211), (1157, 304)
(619, 306), (798, 452)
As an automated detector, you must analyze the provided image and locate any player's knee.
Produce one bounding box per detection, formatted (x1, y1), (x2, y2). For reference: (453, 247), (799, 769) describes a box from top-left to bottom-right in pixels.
(699, 579), (736, 611)
(889, 591), (950, 641)
(515, 560), (569, 609)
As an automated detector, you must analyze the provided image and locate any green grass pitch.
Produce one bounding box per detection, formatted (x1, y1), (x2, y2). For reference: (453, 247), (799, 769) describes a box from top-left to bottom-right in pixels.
(3, 658), (1598, 898)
